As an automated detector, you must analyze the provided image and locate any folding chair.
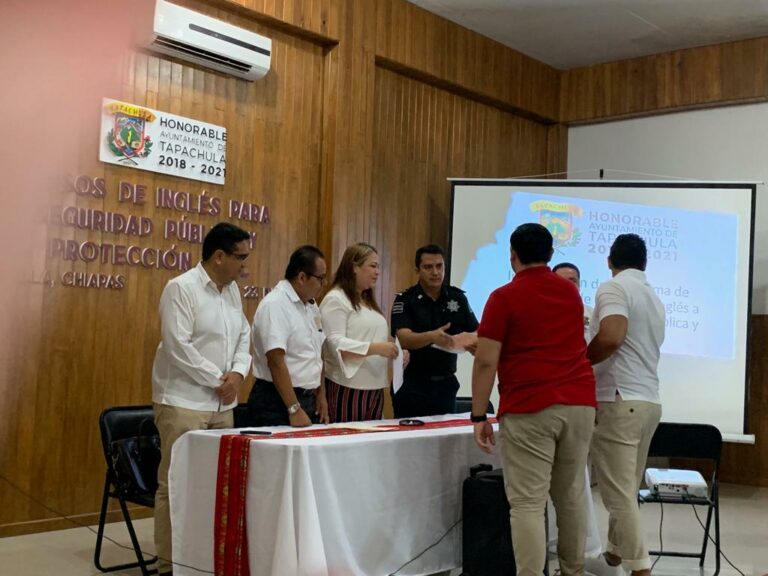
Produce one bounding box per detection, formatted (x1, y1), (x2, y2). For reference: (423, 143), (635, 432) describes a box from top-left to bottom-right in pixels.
(94, 406), (159, 576)
(640, 422), (722, 575)
(455, 396), (495, 414)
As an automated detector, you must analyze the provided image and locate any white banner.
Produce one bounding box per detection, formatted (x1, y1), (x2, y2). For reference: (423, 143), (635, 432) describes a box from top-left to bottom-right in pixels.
(98, 98), (227, 185)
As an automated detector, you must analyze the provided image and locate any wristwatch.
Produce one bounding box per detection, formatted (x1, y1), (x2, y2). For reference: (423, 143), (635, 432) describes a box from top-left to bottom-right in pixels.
(470, 413), (488, 423)
(287, 402), (301, 415)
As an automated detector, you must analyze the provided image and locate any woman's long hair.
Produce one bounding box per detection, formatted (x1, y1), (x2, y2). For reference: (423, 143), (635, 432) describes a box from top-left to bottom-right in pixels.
(330, 242), (382, 313)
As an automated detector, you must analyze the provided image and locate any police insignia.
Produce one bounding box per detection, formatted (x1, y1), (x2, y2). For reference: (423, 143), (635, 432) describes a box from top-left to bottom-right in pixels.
(447, 300), (460, 312)
(392, 302), (404, 314)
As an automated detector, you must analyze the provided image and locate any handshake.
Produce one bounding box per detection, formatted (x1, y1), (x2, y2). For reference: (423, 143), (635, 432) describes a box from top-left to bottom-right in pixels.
(431, 323), (478, 354)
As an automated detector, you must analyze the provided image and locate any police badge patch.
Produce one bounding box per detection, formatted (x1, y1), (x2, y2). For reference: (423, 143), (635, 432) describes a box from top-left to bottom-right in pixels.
(447, 300), (460, 312)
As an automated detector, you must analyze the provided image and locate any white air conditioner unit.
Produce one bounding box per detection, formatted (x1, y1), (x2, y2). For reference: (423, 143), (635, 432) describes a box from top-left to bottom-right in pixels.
(149, 0), (271, 81)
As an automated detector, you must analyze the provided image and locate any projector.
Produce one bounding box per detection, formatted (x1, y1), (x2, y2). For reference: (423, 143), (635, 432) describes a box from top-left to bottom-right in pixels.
(645, 468), (709, 498)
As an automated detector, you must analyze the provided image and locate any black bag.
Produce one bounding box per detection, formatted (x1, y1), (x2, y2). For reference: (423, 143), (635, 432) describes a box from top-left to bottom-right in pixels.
(462, 464), (516, 576)
(111, 418), (161, 496)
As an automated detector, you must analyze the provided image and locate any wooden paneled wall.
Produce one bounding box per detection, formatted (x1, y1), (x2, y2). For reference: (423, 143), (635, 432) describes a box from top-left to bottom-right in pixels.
(560, 37), (768, 486)
(724, 316), (768, 485)
(0, 0), (563, 535)
(561, 36), (768, 124)
(374, 0), (560, 122)
(370, 65), (551, 304)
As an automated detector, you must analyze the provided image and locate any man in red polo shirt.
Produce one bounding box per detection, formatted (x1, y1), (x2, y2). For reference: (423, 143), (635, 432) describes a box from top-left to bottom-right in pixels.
(471, 223), (597, 576)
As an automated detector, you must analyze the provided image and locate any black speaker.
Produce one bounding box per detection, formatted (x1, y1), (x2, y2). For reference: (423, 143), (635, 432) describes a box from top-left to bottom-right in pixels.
(461, 465), (515, 576)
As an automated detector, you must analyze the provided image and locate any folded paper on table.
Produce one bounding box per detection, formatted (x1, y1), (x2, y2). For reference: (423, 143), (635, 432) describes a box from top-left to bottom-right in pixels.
(392, 337), (404, 393)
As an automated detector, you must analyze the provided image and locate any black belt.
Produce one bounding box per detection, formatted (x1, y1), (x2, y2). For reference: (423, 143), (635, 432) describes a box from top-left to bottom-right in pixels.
(256, 378), (317, 396)
(402, 374), (455, 382)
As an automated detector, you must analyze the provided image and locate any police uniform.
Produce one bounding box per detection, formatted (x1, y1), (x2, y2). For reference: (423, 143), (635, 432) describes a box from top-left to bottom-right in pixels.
(390, 283), (478, 418)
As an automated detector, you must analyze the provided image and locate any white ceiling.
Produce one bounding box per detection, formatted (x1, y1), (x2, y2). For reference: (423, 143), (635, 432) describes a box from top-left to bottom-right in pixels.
(405, 0), (768, 70)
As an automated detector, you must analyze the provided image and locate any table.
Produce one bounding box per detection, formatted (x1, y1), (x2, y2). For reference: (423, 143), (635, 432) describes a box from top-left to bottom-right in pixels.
(169, 414), (498, 576)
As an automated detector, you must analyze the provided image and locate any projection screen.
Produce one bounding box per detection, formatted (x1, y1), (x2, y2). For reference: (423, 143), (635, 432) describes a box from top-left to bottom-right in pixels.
(449, 179), (755, 439)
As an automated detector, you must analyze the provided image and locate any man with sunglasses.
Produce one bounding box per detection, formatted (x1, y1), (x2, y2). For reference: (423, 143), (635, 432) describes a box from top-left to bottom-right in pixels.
(249, 245), (329, 427)
(152, 222), (253, 576)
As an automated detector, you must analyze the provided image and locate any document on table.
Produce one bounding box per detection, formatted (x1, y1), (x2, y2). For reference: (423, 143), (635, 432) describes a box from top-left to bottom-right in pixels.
(329, 423), (399, 432)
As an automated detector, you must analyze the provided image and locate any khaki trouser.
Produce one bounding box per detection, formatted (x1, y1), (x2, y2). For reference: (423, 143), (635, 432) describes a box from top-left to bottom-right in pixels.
(591, 397), (662, 571)
(153, 403), (233, 574)
(500, 404), (595, 576)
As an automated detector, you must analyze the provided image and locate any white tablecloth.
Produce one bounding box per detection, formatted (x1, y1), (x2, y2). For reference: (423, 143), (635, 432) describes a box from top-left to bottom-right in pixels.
(169, 414), (498, 576)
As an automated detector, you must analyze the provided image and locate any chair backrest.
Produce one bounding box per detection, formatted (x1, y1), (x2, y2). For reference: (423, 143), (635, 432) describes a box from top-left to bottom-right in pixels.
(99, 405), (157, 459)
(647, 422), (722, 463)
(456, 396), (495, 415)
(99, 405), (160, 502)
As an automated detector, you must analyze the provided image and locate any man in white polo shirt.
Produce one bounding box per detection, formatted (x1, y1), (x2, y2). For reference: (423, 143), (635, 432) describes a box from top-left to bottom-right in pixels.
(249, 245), (329, 427)
(587, 234), (666, 576)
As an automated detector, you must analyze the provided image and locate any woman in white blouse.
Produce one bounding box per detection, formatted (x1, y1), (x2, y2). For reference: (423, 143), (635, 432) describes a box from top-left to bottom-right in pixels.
(320, 242), (398, 422)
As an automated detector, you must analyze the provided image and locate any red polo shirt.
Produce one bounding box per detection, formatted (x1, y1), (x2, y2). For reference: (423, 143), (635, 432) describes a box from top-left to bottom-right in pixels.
(478, 266), (596, 416)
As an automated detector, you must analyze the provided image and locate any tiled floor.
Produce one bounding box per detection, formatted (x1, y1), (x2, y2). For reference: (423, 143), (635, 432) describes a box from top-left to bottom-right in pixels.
(0, 483), (766, 575)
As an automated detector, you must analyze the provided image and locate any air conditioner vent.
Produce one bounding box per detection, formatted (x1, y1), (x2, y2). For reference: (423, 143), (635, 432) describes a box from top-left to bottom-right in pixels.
(151, 37), (252, 74)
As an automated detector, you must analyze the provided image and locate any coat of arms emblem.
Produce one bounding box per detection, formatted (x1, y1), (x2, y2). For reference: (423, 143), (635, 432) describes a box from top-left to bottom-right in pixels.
(105, 102), (155, 165)
(530, 200), (583, 248)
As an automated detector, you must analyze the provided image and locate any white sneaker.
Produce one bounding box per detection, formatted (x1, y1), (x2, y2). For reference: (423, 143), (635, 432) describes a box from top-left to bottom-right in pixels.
(584, 555), (624, 576)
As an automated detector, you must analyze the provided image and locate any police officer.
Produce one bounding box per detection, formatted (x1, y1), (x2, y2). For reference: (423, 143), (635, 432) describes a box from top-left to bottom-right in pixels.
(391, 244), (478, 418)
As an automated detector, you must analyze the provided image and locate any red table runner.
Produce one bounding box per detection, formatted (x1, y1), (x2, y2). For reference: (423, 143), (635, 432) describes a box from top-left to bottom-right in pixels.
(214, 434), (252, 576)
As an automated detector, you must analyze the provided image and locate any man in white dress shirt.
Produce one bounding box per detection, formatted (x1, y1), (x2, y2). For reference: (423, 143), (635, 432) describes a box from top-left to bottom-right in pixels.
(152, 222), (253, 576)
(249, 245), (329, 427)
(587, 234), (665, 576)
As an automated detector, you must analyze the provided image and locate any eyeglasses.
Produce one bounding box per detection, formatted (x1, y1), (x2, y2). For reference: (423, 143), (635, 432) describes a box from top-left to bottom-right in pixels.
(308, 273), (326, 283)
(228, 252), (249, 261)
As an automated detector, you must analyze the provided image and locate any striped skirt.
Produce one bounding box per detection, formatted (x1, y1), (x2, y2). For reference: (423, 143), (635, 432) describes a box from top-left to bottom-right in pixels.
(325, 378), (384, 422)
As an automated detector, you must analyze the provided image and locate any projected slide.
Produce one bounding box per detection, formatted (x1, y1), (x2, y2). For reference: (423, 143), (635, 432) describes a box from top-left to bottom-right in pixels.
(458, 191), (738, 359)
(449, 180), (754, 437)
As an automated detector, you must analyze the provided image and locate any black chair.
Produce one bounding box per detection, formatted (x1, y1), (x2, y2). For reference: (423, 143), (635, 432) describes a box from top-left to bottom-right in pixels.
(456, 396), (495, 415)
(640, 422), (722, 575)
(94, 406), (159, 576)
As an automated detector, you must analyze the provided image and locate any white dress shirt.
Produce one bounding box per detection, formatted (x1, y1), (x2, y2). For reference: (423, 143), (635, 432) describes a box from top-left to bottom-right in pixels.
(590, 268), (665, 403)
(583, 303), (594, 342)
(152, 263), (252, 411)
(251, 280), (325, 389)
(320, 287), (389, 390)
